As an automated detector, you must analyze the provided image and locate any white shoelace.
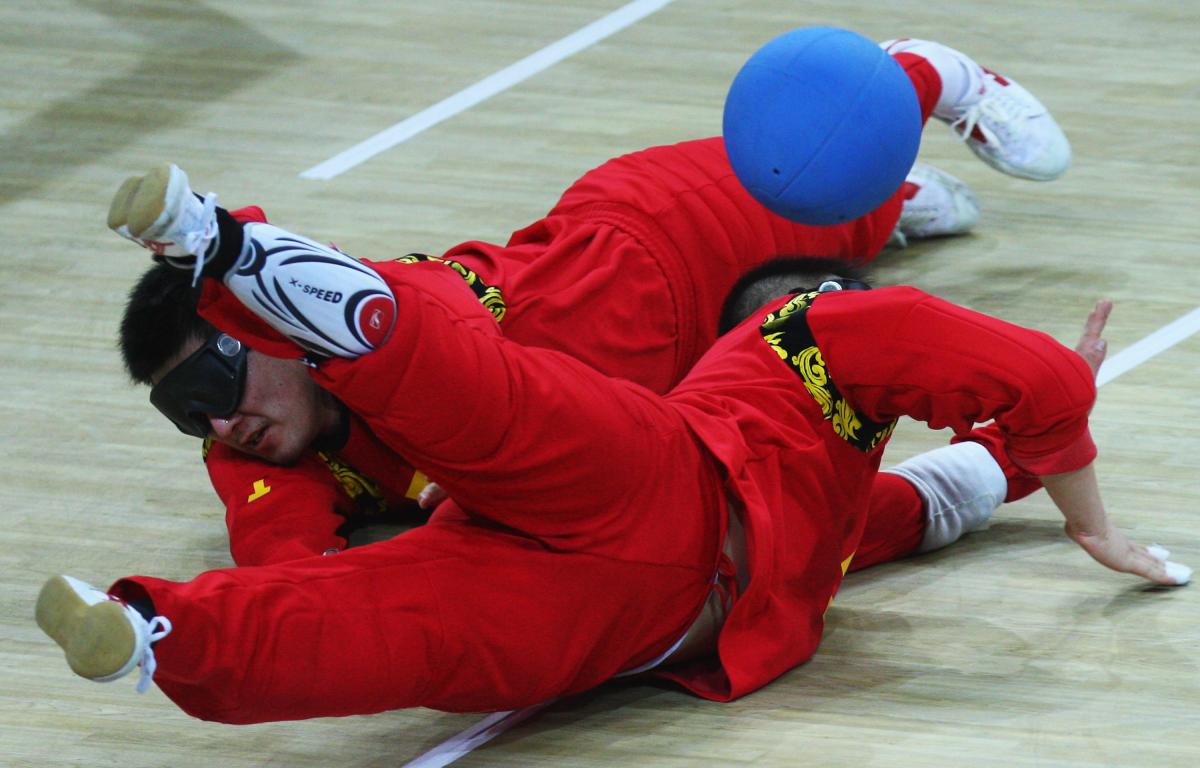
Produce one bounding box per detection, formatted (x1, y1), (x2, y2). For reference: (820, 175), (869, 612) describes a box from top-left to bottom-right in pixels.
(136, 616), (174, 694)
(188, 192), (220, 287)
(949, 87), (1028, 150)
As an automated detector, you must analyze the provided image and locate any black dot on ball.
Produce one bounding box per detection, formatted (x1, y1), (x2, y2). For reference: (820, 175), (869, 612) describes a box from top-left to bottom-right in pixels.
(772, 168), (781, 175)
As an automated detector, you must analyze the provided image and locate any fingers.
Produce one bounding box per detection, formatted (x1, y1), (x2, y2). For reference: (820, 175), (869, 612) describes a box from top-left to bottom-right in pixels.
(1073, 527), (1191, 586)
(1165, 562), (1193, 585)
(1145, 543), (1192, 585)
(1124, 542), (1191, 586)
(1084, 299), (1113, 338)
(1074, 299), (1113, 378)
(1130, 549), (1172, 585)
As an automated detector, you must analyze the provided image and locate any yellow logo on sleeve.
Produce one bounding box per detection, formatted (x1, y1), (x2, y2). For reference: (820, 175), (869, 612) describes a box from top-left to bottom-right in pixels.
(247, 479), (272, 503)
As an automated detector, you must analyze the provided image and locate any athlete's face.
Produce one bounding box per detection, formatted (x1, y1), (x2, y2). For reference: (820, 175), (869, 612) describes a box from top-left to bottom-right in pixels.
(154, 336), (341, 465)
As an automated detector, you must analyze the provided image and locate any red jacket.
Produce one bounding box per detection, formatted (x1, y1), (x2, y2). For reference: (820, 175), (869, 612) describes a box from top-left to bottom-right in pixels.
(658, 287), (1095, 700)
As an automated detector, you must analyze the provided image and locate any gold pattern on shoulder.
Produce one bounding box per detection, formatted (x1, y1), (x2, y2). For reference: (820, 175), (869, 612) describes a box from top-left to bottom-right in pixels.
(758, 292), (896, 453)
(397, 253), (507, 323)
(317, 452), (388, 515)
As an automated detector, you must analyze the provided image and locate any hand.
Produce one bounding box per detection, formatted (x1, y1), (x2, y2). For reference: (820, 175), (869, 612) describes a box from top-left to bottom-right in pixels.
(1037, 303), (1192, 587)
(1044, 465), (1192, 586)
(1066, 519), (1191, 586)
(1074, 299), (1112, 379)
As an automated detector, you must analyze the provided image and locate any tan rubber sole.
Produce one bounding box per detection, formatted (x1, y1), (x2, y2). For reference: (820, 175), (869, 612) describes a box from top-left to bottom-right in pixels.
(106, 164), (172, 238)
(36, 575), (137, 680)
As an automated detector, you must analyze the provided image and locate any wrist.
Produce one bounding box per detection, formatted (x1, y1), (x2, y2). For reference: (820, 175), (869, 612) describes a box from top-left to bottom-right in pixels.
(1041, 463), (1109, 536)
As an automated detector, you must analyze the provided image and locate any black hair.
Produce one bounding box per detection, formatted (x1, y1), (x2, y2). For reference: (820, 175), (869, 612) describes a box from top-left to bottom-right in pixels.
(119, 263), (216, 385)
(717, 256), (873, 335)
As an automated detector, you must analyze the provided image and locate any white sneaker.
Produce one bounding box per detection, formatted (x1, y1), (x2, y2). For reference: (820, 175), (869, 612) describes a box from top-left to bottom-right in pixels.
(889, 162), (980, 247)
(882, 38), (1071, 181)
(108, 163), (220, 271)
(36, 575), (172, 693)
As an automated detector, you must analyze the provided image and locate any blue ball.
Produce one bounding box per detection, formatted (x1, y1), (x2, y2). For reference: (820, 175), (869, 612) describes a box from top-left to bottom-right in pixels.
(723, 26), (922, 225)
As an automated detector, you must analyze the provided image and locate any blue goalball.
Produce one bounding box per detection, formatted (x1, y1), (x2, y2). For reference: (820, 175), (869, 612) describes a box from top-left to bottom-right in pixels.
(723, 26), (922, 225)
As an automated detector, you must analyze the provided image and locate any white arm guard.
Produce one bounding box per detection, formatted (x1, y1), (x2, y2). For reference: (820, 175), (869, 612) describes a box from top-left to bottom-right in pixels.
(225, 223), (396, 358)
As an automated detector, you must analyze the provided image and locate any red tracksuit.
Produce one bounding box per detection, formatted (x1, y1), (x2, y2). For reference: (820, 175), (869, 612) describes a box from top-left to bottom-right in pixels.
(107, 52), (1097, 722)
(202, 52), (947, 570)
(113, 270), (1095, 721)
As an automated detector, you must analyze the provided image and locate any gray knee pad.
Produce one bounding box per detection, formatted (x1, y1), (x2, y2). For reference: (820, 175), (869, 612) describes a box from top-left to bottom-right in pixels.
(883, 441), (1008, 554)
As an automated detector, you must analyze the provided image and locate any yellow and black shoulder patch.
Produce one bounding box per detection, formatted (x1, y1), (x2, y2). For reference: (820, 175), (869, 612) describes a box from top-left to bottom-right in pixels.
(317, 452), (389, 515)
(760, 292), (896, 452)
(397, 253), (506, 323)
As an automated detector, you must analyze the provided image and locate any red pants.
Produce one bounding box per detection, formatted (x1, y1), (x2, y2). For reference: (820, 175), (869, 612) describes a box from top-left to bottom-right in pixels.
(112, 52), (944, 723)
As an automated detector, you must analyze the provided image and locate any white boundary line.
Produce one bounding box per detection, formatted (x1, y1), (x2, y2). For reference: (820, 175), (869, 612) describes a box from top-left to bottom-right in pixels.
(402, 702), (554, 768)
(1097, 307), (1200, 387)
(300, 0), (677, 181)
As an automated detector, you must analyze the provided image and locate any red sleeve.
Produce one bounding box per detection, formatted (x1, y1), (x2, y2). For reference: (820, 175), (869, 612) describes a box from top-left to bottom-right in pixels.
(808, 287), (1097, 477)
(304, 261), (687, 523)
(197, 280), (302, 359)
(205, 441), (353, 566)
(953, 423), (1043, 502)
(228, 205), (269, 224)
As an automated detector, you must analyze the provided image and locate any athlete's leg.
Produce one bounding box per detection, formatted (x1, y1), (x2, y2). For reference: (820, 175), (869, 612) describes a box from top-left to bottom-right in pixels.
(429, 50), (953, 392)
(501, 50), (955, 383)
(304, 267), (729, 557)
(883, 38), (1072, 181)
(850, 472), (926, 571)
(851, 423), (1039, 572)
(40, 520), (714, 722)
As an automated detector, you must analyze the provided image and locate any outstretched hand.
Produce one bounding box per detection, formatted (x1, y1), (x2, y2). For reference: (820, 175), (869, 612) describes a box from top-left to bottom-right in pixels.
(1066, 516), (1192, 586)
(1042, 300), (1191, 586)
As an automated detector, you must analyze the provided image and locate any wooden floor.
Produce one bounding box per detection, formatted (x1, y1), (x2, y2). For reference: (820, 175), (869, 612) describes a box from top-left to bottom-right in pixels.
(2, 1), (1197, 765)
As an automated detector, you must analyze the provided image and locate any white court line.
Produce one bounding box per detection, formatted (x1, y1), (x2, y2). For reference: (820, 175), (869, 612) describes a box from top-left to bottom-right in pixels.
(402, 702), (554, 768)
(1097, 307), (1200, 387)
(300, 0), (677, 180)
